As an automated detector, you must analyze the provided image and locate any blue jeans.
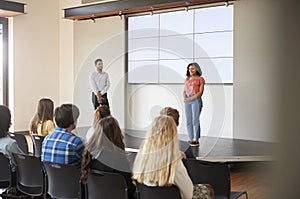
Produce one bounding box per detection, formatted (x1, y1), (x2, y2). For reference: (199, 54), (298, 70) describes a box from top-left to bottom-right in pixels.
(185, 95), (203, 140)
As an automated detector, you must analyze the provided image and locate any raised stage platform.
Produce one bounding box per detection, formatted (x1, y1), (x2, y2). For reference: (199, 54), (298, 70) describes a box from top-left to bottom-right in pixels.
(122, 129), (276, 163)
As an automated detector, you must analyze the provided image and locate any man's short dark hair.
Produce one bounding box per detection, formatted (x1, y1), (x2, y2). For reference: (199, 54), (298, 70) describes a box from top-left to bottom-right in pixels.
(94, 58), (102, 65)
(0, 105), (11, 138)
(54, 104), (80, 128)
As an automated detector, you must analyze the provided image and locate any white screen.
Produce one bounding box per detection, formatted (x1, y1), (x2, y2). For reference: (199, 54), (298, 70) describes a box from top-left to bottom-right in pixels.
(128, 5), (233, 83)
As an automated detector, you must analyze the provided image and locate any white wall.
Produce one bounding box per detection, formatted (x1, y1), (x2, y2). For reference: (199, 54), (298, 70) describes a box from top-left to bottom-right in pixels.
(11, 0), (60, 131)
(234, 0), (282, 141)
(59, 0), (81, 103)
(73, 17), (125, 128)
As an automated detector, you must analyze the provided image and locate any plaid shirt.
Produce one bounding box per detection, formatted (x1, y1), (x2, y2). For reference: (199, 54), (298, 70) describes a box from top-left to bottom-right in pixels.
(41, 127), (84, 168)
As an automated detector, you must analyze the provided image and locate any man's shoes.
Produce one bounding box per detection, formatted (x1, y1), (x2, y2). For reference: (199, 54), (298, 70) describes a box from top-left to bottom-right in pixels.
(188, 140), (199, 147)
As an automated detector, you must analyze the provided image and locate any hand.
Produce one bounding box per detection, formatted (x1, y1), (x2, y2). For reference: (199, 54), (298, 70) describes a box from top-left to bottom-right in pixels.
(97, 96), (103, 103)
(131, 177), (137, 186)
(97, 91), (102, 103)
(97, 91), (102, 98)
(181, 152), (187, 159)
(184, 98), (189, 103)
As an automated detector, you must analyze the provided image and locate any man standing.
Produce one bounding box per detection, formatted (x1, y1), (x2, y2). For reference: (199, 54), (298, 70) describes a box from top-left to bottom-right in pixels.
(41, 104), (84, 168)
(89, 58), (110, 110)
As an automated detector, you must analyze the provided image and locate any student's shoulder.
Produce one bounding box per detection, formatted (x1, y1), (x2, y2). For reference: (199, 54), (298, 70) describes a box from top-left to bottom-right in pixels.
(4, 136), (18, 146)
(44, 120), (55, 127)
(73, 135), (85, 145)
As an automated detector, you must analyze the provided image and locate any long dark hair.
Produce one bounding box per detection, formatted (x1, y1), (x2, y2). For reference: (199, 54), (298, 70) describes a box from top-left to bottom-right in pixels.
(30, 98), (54, 134)
(81, 116), (125, 183)
(186, 62), (202, 77)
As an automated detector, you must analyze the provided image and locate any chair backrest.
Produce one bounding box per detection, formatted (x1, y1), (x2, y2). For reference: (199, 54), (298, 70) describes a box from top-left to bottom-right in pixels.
(12, 153), (45, 196)
(185, 159), (231, 198)
(10, 132), (30, 154)
(0, 152), (12, 189)
(30, 134), (45, 157)
(179, 140), (196, 159)
(85, 170), (128, 199)
(136, 182), (182, 199)
(43, 161), (81, 199)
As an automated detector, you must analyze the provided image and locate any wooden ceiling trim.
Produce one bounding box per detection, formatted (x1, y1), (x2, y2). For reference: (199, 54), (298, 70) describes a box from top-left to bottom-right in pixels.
(0, 0), (26, 18)
(64, 0), (231, 20)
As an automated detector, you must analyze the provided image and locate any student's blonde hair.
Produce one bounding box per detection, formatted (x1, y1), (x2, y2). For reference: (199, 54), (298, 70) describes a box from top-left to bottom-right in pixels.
(132, 115), (181, 186)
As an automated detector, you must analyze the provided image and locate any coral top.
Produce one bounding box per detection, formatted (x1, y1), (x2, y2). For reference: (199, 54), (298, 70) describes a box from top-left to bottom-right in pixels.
(184, 77), (205, 95)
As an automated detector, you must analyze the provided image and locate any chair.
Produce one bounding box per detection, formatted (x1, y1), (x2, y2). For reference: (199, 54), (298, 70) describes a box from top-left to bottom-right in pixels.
(43, 162), (81, 199)
(0, 152), (12, 190)
(12, 152), (46, 198)
(136, 182), (181, 199)
(84, 170), (128, 199)
(10, 132), (32, 155)
(184, 159), (248, 199)
(30, 134), (45, 157)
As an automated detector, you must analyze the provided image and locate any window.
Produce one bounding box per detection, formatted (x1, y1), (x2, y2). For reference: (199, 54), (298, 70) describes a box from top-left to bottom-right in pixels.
(127, 5), (233, 84)
(0, 18), (8, 105)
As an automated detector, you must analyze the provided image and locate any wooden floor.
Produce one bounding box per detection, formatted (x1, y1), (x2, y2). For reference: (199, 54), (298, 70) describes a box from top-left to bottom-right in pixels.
(229, 162), (275, 199)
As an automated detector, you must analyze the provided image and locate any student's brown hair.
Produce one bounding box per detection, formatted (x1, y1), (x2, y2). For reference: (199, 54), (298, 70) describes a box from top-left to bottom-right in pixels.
(81, 116), (124, 183)
(30, 98), (54, 134)
(160, 107), (179, 126)
(93, 105), (111, 128)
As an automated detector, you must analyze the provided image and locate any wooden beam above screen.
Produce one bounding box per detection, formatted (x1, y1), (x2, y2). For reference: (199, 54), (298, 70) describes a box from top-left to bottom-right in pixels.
(64, 0), (232, 20)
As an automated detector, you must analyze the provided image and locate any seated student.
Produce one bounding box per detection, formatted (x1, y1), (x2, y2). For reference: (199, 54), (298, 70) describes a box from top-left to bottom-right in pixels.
(160, 107), (196, 159)
(81, 116), (136, 199)
(29, 98), (55, 136)
(27, 98), (55, 153)
(41, 104), (84, 168)
(160, 108), (214, 196)
(85, 105), (110, 142)
(0, 105), (23, 172)
(133, 115), (194, 199)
